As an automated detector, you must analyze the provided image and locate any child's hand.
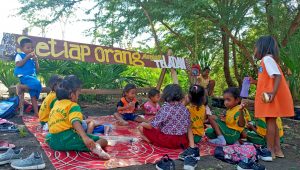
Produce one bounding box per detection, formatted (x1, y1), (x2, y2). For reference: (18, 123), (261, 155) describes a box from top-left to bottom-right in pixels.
(83, 136), (96, 150)
(239, 101), (247, 111)
(32, 54), (38, 61)
(247, 123), (255, 131)
(220, 113), (226, 121)
(249, 77), (257, 84)
(25, 53), (34, 59)
(262, 92), (274, 103)
(128, 102), (135, 108)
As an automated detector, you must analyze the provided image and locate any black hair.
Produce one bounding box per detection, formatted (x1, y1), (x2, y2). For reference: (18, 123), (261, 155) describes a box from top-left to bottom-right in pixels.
(223, 87), (240, 99)
(123, 84), (136, 97)
(255, 35), (279, 62)
(56, 75), (82, 100)
(203, 66), (211, 72)
(189, 85), (205, 108)
(161, 84), (184, 102)
(48, 75), (63, 91)
(20, 38), (32, 48)
(148, 88), (160, 98)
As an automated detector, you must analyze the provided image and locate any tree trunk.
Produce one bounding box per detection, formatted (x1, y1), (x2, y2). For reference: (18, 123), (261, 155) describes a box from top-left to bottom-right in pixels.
(220, 25), (257, 72)
(265, 0), (275, 36)
(221, 28), (235, 87)
(140, 3), (162, 54)
(232, 43), (242, 87)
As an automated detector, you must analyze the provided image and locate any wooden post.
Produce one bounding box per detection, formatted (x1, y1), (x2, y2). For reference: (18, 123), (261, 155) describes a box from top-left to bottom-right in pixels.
(156, 68), (166, 90)
(170, 68), (179, 84)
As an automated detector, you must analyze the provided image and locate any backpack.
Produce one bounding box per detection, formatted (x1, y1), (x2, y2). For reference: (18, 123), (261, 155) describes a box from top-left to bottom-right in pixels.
(214, 143), (257, 164)
(0, 96), (19, 119)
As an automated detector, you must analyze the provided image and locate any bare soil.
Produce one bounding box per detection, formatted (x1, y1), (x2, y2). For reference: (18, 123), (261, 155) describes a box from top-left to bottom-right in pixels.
(1, 102), (300, 170)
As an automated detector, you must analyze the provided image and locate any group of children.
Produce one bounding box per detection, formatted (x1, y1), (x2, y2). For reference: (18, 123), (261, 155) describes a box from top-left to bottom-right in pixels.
(14, 36), (294, 168)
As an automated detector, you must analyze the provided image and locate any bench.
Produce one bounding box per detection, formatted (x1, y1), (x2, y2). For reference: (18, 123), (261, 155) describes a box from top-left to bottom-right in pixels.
(9, 85), (151, 116)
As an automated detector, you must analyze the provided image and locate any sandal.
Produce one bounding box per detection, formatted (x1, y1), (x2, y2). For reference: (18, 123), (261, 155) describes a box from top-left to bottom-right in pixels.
(0, 141), (16, 151)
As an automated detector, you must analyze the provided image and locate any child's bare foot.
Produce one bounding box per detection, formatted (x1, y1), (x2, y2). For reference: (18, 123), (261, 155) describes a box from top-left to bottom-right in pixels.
(92, 143), (110, 160)
(104, 125), (111, 135)
(117, 120), (128, 126)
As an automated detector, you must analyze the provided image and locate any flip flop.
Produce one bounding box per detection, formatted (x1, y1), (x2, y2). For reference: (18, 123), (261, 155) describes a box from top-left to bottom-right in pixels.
(275, 153), (285, 158)
(0, 141), (15, 151)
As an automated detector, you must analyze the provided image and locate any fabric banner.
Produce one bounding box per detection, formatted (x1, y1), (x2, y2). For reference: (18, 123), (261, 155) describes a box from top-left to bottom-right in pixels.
(0, 33), (189, 69)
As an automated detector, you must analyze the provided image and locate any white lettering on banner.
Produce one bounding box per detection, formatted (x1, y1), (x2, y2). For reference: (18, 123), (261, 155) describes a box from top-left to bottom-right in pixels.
(153, 56), (186, 69)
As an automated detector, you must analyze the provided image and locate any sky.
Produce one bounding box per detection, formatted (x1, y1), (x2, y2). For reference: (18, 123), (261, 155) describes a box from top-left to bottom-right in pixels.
(0, 0), (95, 44)
(0, 0), (153, 47)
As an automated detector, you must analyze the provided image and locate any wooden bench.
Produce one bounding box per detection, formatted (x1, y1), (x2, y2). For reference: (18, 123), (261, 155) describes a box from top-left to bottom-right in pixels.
(9, 85), (151, 116)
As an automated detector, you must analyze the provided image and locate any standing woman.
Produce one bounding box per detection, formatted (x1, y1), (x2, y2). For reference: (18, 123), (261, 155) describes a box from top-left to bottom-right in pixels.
(252, 36), (294, 160)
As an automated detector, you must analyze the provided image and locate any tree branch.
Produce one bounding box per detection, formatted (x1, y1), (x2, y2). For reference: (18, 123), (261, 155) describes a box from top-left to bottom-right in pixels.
(218, 23), (256, 70)
(139, 2), (162, 54)
(282, 9), (300, 47)
(160, 21), (195, 57)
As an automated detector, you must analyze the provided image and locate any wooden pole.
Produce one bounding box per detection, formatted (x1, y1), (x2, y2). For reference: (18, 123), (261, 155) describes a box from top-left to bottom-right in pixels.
(170, 68), (179, 84)
(156, 68), (166, 90)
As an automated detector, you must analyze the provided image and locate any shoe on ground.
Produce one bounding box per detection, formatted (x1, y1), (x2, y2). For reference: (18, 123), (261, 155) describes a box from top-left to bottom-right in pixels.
(155, 154), (175, 170)
(256, 146), (272, 162)
(183, 155), (198, 170)
(178, 147), (200, 160)
(237, 160), (266, 170)
(10, 152), (45, 169)
(0, 148), (23, 165)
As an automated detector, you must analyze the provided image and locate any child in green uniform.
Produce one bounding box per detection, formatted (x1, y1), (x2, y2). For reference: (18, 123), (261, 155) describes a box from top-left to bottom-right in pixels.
(247, 117), (284, 146)
(206, 87), (248, 145)
(46, 75), (110, 159)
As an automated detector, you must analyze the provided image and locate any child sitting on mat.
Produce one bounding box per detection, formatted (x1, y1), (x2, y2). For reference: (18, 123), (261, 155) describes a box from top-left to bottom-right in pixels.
(46, 75), (110, 159)
(114, 84), (146, 125)
(143, 88), (160, 115)
(246, 117), (284, 146)
(138, 84), (191, 149)
(206, 87), (248, 145)
(185, 85), (208, 144)
(38, 75), (63, 129)
(14, 38), (42, 116)
(82, 117), (112, 135)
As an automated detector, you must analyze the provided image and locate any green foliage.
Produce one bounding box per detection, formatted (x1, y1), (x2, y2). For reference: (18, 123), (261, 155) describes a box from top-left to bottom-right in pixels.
(39, 59), (150, 89)
(0, 61), (19, 88)
(281, 32), (300, 101)
(18, 125), (28, 137)
(17, 0), (300, 101)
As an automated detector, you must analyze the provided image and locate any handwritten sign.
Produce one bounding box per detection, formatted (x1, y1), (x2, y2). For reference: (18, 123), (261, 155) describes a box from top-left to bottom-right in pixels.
(0, 33), (189, 69)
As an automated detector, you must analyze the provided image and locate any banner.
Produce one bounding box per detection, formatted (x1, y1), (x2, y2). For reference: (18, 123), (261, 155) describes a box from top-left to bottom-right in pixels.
(0, 33), (189, 70)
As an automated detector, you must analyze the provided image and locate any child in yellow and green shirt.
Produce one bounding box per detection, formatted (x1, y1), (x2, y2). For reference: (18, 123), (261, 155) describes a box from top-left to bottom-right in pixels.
(247, 117), (284, 146)
(38, 75), (63, 127)
(46, 75), (110, 159)
(206, 87), (249, 145)
(185, 85), (208, 144)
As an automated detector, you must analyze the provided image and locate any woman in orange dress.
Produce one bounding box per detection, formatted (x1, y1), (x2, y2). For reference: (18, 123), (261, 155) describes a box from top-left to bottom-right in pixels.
(252, 36), (294, 160)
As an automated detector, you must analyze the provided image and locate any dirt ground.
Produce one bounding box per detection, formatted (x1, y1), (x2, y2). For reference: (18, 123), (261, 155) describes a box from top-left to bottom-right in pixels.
(1, 102), (300, 170)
